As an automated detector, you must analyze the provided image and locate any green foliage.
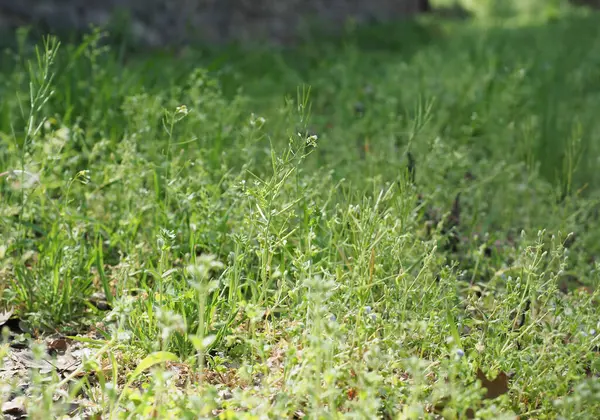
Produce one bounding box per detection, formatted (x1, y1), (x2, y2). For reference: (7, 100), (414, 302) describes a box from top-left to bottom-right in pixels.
(1, 10), (600, 419)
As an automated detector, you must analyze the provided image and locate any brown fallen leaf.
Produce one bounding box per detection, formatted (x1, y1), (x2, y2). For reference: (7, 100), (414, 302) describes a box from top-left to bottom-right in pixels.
(437, 368), (511, 418)
(476, 368), (510, 399)
(48, 338), (68, 353)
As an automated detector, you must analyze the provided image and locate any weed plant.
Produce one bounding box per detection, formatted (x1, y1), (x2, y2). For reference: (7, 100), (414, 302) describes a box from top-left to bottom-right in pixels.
(0, 10), (600, 419)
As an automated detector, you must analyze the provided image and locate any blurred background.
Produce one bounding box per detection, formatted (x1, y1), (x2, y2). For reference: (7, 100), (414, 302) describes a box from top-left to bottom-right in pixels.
(0, 0), (593, 48)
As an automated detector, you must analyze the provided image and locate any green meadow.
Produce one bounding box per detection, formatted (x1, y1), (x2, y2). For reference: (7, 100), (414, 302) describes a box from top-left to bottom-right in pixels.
(1, 3), (599, 418)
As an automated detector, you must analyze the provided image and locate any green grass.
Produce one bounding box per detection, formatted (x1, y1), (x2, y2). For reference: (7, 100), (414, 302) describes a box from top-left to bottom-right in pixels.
(1, 9), (600, 419)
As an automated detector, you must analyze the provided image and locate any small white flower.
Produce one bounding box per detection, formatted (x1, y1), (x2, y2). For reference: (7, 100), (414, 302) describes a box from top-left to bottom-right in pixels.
(175, 104), (189, 116)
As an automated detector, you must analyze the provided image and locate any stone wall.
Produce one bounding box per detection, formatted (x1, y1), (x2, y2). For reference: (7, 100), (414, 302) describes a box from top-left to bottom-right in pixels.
(0, 0), (430, 47)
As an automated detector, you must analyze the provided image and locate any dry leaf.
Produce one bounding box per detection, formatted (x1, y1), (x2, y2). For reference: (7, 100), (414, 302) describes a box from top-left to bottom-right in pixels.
(54, 351), (79, 372)
(476, 368), (510, 399)
(0, 308), (14, 327)
(2, 397), (26, 418)
(48, 338), (68, 353)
